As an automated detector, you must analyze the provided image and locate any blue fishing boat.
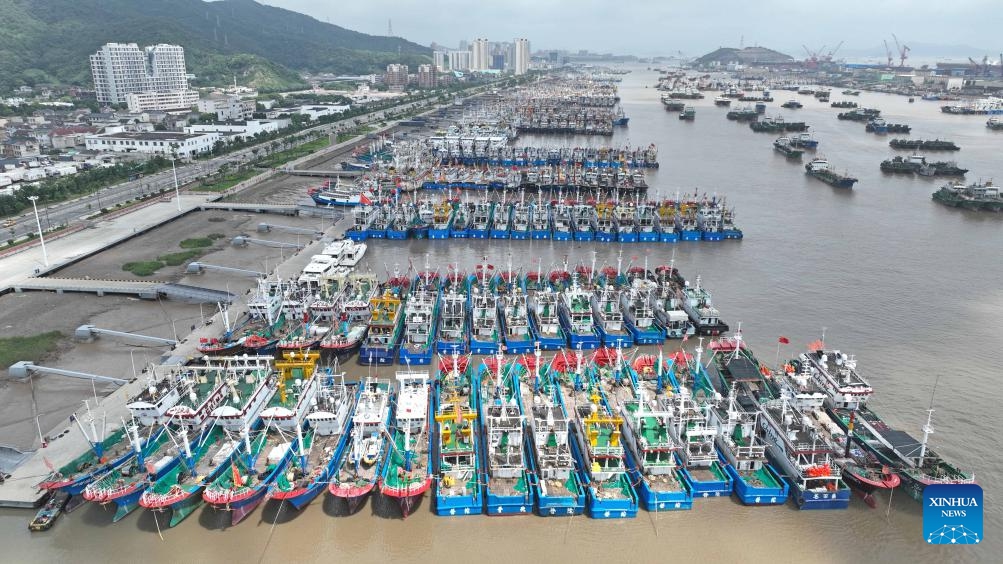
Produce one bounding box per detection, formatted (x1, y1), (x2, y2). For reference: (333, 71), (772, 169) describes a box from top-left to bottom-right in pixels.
(555, 350), (638, 518)
(428, 201), (454, 240)
(530, 200), (551, 239)
(346, 205), (376, 241)
(490, 202), (512, 239)
(496, 268), (535, 355)
(398, 271), (441, 365)
(386, 204), (413, 240)
(358, 275), (409, 365)
(367, 206), (389, 239)
(572, 203), (596, 241)
(270, 370), (357, 510)
(433, 355), (484, 516)
(509, 201), (530, 240)
(520, 351), (586, 515)
(525, 271), (566, 350)
(479, 354), (534, 515)
(592, 262), (633, 348)
(698, 199), (724, 241)
(450, 203), (470, 238)
(594, 202), (617, 242)
(721, 206), (743, 239)
(620, 267), (666, 344)
(556, 269), (600, 351)
(676, 202), (702, 241)
(468, 201), (493, 239)
(436, 271), (469, 354)
(614, 202), (637, 243)
(636, 202), (659, 242)
(656, 201), (679, 243)
(551, 202), (573, 241)
(468, 261), (501, 355)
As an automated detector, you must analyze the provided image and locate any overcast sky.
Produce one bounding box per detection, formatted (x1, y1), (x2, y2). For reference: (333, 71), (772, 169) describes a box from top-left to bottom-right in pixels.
(262, 0), (993, 58)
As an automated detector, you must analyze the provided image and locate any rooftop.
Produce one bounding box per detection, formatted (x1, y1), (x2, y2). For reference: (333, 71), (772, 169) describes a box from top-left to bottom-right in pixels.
(90, 131), (208, 141)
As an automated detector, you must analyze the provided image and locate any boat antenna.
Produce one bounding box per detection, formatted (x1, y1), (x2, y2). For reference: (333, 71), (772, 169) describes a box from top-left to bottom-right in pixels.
(918, 374), (941, 462)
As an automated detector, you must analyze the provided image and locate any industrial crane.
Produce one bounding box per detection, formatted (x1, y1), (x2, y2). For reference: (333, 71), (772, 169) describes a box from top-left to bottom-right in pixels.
(823, 40), (844, 63)
(892, 34), (910, 67)
(883, 40), (894, 67)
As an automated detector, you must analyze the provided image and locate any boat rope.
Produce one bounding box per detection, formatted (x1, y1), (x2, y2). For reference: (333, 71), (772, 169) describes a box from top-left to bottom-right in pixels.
(257, 495), (286, 564)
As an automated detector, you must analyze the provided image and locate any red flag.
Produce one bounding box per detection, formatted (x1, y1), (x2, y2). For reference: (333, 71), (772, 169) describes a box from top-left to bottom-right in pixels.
(778, 336), (790, 344)
(232, 462), (244, 488)
(360, 193), (373, 205)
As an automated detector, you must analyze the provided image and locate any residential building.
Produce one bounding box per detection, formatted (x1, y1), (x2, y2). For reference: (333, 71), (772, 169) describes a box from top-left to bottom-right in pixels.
(448, 51), (472, 72)
(84, 131), (220, 159)
(471, 38), (490, 71)
(50, 126), (99, 150)
(514, 38), (531, 75)
(417, 64), (438, 88)
(1, 139), (41, 159)
(433, 51), (448, 72)
(384, 64), (410, 89)
(125, 90), (199, 113)
(90, 42), (196, 108)
(197, 95), (257, 121)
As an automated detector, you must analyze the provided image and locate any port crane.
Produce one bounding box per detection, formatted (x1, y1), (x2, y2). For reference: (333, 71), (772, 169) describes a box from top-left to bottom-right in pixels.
(892, 34), (910, 67)
(883, 40), (894, 67)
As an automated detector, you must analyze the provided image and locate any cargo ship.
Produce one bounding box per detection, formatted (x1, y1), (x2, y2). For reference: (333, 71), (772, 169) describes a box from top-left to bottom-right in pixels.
(805, 158), (858, 189)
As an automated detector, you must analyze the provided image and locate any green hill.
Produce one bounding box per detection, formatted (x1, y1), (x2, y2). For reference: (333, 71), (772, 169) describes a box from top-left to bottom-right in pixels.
(0, 0), (432, 93)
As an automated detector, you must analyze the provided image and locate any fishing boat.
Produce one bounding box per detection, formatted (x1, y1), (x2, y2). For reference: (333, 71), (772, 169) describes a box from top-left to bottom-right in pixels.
(557, 272), (600, 351)
(498, 276), (535, 354)
(805, 158), (858, 189)
(680, 275), (729, 336)
(380, 371), (433, 518)
(358, 274), (408, 365)
(591, 283), (633, 348)
(308, 179), (372, 207)
(320, 272), (377, 359)
(556, 350), (639, 518)
(708, 386), (789, 505)
(526, 271), (565, 350)
(136, 356), (275, 526)
(28, 491), (69, 531)
(469, 262), (501, 355)
(635, 202), (658, 242)
(82, 421), (172, 522)
(620, 269), (665, 344)
(697, 199), (724, 241)
(201, 279), (284, 357)
(328, 377), (393, 512)
(594, 202), (616, 242)
(38, 411), (140, 498)
(450, 202), (470, 238)
(720, 206), (743, 239)
(551, 202), (573, 241)
(202, 352), (316, 525)
(614, 202), (637, 243)
(520, 351), (586, 515)
(572, 203), (596, 241)
(469, 201), (493, 239)
(269, 368), (357, 509)
(656, 201), (678, 242)
(757, 384), (851, 509)
(436, 270), (469, 354)
(479, 354), (534, 515)
(490, 201), (512, 239)
(433, 355), (484, 516)
(675, 203), (701, 241)
(649, 265), (692, 339)
(668, 385), (734, 499)
(774, 137), (804, 159)
(398, 271), (441, 365)
(529, 200), (551, 239)
(367, 206), (390, 239)
(509, 201), (531, 240)
(346, 205), (376, 241)
(429, 201), (455, 240)
(599, 349), (692, 510)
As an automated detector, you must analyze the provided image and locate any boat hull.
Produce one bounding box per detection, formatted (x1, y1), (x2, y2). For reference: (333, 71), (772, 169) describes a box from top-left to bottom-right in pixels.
(552, 230), (573, 241)
(624, 318), (665, 345)
(527, 315), (565, 350)
(357, 346), (396, 365)
(510, 229), (530, 240)
(594, 230), (616, 242)
(398, 345), (434, 365)
(638, 230), (659, 243)
(725, 464), (789, 506)
(624, 447), (692, 511)
(469, 337), (500, 355)
(659, 230), (679, 243)
(680, 229), (702, 241)
(429, 228), (451, 240)
(531, 229), (551, 240)
(594, 323), (634, 348)
(485, 486), (535, 516)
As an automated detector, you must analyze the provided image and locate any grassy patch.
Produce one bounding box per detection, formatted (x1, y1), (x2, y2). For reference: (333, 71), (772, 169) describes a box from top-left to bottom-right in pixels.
(197, 168), (262, 192)
(179, 237), (214, 249)
(257, 137), (331, 168)
(158, 249), (203, 266)
(122, 260), (164, 276)
(336, 125), (376, 144)
(0, 331), (63, 367)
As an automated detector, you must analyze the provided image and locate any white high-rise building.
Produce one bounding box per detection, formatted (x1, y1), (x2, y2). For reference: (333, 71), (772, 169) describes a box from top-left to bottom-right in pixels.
(448, 50), (472, 72)
(514, 38), (530, 75)
(471, 38), (490, 71)
(90, 43), (196, 109)
(433, 50), (448, 71)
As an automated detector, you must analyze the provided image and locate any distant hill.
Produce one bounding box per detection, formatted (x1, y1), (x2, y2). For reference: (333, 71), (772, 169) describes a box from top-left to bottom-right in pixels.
(0, 0), (432, 93)
(694, 47), (794, 66)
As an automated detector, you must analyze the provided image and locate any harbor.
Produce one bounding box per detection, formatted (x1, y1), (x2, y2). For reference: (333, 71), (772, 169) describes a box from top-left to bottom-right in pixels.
(0, 65), (999, 562)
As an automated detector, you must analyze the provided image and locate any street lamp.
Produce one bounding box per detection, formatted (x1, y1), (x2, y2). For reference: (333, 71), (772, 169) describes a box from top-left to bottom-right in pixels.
(26, 196), (48, 267)
(170, 153), (182, 211)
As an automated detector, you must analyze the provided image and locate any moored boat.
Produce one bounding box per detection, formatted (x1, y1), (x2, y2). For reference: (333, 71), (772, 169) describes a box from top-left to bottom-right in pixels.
(327, 377), (393, 512)
(379, 371), (433, 518)
(433, 355), (484, 516)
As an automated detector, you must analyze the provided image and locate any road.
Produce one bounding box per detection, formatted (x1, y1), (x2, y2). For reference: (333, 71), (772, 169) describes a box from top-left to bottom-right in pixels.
(2, 85), (491, 242)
